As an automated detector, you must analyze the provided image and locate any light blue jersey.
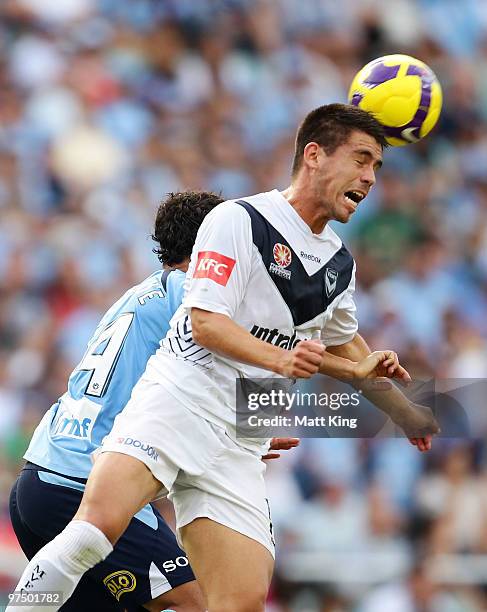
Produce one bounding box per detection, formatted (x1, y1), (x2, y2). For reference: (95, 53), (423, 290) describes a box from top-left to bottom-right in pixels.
(25, 269), (185, 479)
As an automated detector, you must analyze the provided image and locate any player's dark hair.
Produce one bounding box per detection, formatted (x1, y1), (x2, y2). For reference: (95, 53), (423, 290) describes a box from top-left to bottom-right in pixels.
(152, 191), (223, 266)
(291, 103), (387, 176)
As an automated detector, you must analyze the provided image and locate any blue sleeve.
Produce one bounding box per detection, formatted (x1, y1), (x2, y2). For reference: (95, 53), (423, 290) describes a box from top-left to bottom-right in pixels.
(166, 270), (186, 319)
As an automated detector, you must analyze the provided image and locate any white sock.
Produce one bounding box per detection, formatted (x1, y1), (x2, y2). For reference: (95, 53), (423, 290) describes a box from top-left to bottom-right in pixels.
(6, 520), (113, 612)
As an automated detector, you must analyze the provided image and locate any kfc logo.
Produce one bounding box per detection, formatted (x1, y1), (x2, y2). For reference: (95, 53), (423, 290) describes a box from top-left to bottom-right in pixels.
(194, 251), (236, 286)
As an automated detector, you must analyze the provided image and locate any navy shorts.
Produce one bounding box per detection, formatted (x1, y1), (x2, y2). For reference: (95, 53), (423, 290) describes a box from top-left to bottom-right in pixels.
(9, 463), (195, 611)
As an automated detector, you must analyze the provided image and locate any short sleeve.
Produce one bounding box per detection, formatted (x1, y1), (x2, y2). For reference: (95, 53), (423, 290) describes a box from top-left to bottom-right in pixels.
(321, 265), (358, 346)
(183, 202), (253, 318)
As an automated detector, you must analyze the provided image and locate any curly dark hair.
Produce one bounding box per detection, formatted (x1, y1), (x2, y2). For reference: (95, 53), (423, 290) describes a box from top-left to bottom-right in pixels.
(152, 191), (223, 266)
(291, 103), (387, 176)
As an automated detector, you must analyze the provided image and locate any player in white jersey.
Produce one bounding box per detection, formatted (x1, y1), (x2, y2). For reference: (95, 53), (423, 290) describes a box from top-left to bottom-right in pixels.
(9, 104), (439, 612)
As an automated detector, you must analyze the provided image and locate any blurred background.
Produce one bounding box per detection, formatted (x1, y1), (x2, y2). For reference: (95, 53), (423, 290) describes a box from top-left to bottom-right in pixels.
(1, 0), (487, 610)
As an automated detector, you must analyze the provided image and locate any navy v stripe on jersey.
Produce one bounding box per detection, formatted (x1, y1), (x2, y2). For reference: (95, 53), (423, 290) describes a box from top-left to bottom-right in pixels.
(236, 200), (354, 326)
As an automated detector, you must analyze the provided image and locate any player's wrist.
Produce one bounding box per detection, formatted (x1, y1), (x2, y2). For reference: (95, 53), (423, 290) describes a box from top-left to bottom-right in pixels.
(271, 347), (294, 377)
(319, 354), (356, 380)
(342, 359), (359, 380)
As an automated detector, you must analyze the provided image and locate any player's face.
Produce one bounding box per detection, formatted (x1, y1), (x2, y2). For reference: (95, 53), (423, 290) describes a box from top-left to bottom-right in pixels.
(314, 131), (383, 223)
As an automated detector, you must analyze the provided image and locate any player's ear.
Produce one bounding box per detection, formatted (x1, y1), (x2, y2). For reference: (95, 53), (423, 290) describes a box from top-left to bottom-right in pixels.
(302, 142), (322, 170)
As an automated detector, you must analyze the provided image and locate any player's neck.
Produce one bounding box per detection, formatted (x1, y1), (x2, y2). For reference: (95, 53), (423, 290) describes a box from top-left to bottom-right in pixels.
(281, 184), (330, 235)
(163, 258), (190, 273)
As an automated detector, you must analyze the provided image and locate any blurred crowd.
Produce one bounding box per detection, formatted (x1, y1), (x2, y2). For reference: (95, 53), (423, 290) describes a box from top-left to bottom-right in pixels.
(1, 0), (487, 609)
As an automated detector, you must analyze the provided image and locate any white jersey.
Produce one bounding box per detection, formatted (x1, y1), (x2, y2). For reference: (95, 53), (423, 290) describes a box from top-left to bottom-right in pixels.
(144, 189), (358, 452)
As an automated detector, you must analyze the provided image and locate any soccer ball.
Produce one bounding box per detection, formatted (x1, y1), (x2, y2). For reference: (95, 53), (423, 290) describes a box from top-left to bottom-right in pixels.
(348, 54), (442, 146)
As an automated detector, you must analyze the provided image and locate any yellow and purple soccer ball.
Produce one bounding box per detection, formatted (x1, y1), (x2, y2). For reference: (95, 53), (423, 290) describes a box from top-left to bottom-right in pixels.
(348, 54), (442, 146)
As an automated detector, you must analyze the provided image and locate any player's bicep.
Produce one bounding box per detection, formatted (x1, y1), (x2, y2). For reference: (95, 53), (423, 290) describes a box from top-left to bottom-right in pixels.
(183, 203), (252, 318)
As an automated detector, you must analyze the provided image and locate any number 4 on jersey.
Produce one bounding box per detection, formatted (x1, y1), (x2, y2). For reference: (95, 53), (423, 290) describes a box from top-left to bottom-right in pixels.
(76, 312), (134, 397)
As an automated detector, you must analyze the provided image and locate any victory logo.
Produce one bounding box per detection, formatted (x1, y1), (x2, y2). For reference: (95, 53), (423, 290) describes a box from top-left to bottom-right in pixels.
(325, 268), (338, 297)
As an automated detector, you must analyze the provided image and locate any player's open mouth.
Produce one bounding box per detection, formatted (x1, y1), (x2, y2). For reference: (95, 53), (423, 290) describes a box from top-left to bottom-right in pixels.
(344, 191), (366, 208)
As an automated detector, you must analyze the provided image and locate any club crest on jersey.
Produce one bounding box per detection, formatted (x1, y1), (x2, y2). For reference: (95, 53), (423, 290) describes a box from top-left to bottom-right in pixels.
(273, 243), (292, 268)
(325, 268), (338, 297)
(194, 250), (236, 286)
(103, 570), (136, 601)
(270, 243), (292, 280)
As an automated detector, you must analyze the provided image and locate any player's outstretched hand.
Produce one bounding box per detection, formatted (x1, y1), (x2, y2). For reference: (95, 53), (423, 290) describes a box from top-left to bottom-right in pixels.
(353, 350), (411, 385)
(276, 340), (325, 379)
(262, 437), (300, 460)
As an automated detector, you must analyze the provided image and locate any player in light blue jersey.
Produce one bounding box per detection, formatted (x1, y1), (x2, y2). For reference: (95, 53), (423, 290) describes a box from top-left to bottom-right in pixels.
(9, 191), (223, 612)
(24, 267), (186, 479)
(24, 266), (188, 479)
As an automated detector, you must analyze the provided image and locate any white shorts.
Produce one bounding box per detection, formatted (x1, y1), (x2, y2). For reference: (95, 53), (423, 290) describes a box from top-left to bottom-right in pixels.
(101, 377), (275, 557)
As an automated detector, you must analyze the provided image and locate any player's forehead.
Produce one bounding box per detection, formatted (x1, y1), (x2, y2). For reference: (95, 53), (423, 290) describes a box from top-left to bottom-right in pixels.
(342, 130), (383, 165)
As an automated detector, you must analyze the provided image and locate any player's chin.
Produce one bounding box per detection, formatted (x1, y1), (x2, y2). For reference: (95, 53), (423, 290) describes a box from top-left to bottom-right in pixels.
(336, 209), (354, 223)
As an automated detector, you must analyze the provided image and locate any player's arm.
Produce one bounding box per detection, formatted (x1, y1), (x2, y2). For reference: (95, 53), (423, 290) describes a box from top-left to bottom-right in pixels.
(321, 332), (410, 381)
(326, 333), (440, 451)
(191, 310), (398, 380)
(191, 308), (324, 378)
(316, 344), (405, 381)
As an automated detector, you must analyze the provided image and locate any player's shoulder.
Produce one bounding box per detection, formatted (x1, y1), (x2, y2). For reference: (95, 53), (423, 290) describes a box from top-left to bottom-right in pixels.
(232, 190), (278, 214)
(131, 270), (164, 299)
(203, 191), (273, 224)
(117, 270), (169, 316)
(132, 269), (187, 311)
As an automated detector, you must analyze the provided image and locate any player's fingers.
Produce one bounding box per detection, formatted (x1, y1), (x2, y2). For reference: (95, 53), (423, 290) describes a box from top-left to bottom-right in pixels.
(393, 365), (412, 385)
(382, 351), (399, 367)
(310, 340), (326, 353)
(356, 352), (387, 378)
(422, 435), (433, 451)
(379, 351), (399, 376)
(371, 351), (397, 371)
(270, 438), (288, 450)
(293, 366), (315, 379)
(295, 356), (322, 373)
(270, 437), (300, 450)
(387, 361), (399, 375)
(298, 340), (326, 355)
(409, 438), (418, 446)
(294, 345), (324, 366)
(306, 351), (325, 366)
(416, 436), (432, 452)
(262, 453), (280, 461)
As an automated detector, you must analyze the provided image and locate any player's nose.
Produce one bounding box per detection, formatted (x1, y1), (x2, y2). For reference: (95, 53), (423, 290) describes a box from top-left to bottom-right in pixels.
(360, 164), (376, 187)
